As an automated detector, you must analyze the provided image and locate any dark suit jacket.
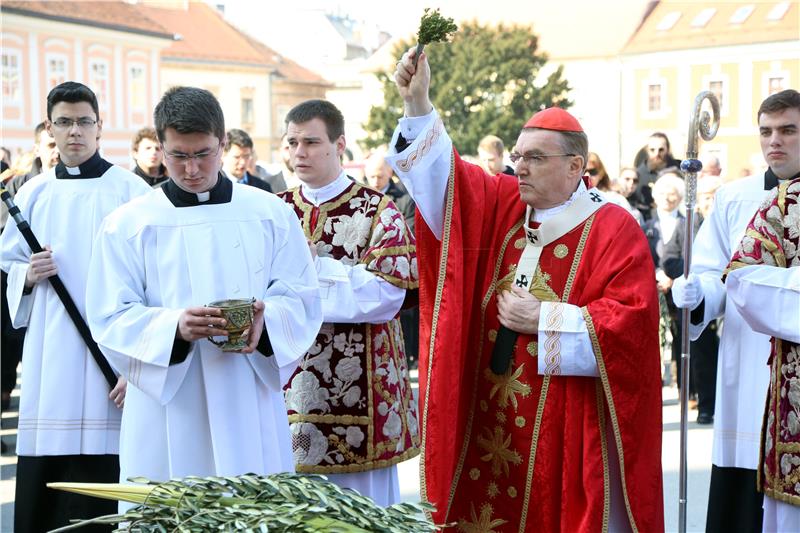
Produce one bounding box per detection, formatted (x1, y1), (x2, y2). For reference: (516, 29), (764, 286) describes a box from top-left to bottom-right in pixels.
(641, 211), (685, 270)
(661, 214), (703, 279)
(231, 172), (273, 193)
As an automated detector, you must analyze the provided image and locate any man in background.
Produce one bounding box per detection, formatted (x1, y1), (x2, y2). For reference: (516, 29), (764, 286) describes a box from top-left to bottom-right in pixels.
(222, 128), (273, 192)
(477, 134), (514, 176)
(131, 127), (168, 187)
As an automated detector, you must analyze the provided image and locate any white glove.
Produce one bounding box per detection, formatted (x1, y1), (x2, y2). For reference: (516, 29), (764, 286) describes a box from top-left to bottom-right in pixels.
(671, 273), (703, 310)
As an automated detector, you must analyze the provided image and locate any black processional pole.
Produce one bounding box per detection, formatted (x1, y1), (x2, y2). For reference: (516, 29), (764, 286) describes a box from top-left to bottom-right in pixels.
(1, 187), (117, 389)
(677, 92), (720, 533)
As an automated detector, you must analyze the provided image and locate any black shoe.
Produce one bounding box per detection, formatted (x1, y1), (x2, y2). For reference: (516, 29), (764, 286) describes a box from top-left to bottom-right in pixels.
(697, 413), (713, 425)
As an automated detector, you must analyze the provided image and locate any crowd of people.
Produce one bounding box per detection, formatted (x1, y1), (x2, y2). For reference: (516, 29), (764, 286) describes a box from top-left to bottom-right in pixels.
(0, 50), (797, 533)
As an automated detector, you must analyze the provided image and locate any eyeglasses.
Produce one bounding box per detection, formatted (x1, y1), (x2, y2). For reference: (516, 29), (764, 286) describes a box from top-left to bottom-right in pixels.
(51, 118), (97, 129)
(162, 143), (222, 164)
(509, 152), (575, 166)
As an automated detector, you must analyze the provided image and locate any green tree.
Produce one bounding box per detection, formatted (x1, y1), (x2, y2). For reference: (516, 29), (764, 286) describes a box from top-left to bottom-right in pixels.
(362, 22), (573, 153)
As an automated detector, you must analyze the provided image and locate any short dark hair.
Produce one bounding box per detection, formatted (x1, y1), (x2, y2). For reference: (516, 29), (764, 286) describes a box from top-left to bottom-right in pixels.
(46, 81), (99, 120)
(285, 99), (344, 142)
(154, 86), (225, 143)
(225, 128), (254, 152)
(757, 89), (800, 121)
(34, 122), (47, 142)
(649, 132), (671, 152)
(132, 127), (158, 152)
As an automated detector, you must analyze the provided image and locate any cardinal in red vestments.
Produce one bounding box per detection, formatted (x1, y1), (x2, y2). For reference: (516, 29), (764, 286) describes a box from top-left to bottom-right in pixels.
(384, 48), (664, 532)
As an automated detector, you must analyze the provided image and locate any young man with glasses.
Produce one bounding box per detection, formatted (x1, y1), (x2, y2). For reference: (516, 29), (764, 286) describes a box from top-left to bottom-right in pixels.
(385, 48), (664, 531)
(85, 86), (322, 498)
(0, 81), (150, 531)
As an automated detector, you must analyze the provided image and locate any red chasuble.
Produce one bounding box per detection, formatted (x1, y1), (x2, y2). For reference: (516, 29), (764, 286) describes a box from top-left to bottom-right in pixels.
(727, 177), (800, 506)
(415, 151), (664, 532)
(280, 181), (420, 474)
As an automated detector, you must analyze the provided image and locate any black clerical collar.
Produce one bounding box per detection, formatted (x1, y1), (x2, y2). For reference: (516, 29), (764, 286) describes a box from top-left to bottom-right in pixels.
(134, 164), (168, 187)
(765, 167), (800, 190)
(163, 173), (232, 207)
(55, 151), (112, 180)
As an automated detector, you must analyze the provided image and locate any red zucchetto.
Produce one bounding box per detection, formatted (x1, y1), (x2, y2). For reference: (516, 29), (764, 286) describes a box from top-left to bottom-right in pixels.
(523, 107), (583, 132)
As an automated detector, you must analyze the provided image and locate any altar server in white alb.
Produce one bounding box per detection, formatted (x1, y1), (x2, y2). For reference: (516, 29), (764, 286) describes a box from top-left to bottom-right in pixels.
(672, 88), (800, 531)
(725, 176), (800, 532)
(0, 81), (151, 532)
(86, 87), (323, 492)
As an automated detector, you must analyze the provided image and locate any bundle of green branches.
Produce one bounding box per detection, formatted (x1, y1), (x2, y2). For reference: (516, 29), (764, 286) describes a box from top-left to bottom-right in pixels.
(49, 473), (437, 532)
(414, 8), (458, 66)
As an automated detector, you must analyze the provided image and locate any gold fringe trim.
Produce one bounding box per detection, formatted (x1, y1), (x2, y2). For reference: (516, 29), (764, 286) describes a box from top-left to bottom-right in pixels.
(517, 375), (550, 532)
(447, 217), (524, 522)
(295, 447), (420, 474)
(288, 414), (370, 425)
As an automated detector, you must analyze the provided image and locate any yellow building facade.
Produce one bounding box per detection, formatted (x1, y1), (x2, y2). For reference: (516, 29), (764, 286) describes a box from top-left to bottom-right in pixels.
(621, 1), (799, 180)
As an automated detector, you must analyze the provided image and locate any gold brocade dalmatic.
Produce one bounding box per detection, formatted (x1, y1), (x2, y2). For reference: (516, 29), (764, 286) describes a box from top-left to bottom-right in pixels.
(280, 182), (420, 474)
(727, 177), (800, 506)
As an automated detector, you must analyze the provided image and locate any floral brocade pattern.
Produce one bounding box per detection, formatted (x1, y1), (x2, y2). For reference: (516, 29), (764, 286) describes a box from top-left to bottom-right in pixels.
(281, 182), (420, 473)
(728, 178), (800, 505)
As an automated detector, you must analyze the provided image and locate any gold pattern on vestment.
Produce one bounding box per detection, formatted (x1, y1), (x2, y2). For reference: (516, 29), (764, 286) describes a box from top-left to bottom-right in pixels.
(514, 237), (526, 249)
(554, 243), (569, 258)
(518, 215), (594, 532)
(584, 308), (639, 532)
(457, 503), (507, 533)
(515, 416), (526, 428)
(484, 364), (531, 410)
(507, 486), (518, 498)
(496, 268), (559, 302)
(526, 342), (537, 356)
(487, 482), (500, 499)
(469, 468), (480, 481)
(496, 411), (507, 424)
(488, 329), (497, 342)
(445, 218), (524, 521)
(477, 425), (522, 477)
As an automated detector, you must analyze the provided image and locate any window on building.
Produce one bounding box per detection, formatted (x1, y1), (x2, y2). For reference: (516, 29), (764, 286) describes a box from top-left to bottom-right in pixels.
(2, 52), (21, 102)
(275, 104), (291, 133)
(47, 56), (68, 89)
(729, 5), (754, 24)
(130, 66), (146, 110)
(241, 97), (254, 126)
(709, 80), (724, 111)
(691, 8), (716, 28)
(89, 61), (110, 111)
(656, 11), (682, 31)
(768, 77), (785, 95)
(648, 84), (662, 113)
(767, 2), (790, 21)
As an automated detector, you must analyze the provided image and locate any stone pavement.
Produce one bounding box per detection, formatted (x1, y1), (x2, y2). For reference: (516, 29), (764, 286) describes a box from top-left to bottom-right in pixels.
(0, 374), (714, 532)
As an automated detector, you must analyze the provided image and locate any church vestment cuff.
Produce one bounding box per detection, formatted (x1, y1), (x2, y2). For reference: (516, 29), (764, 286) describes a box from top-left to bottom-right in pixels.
(398, 110), (437, 142)
(537, 302), (598, 377)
